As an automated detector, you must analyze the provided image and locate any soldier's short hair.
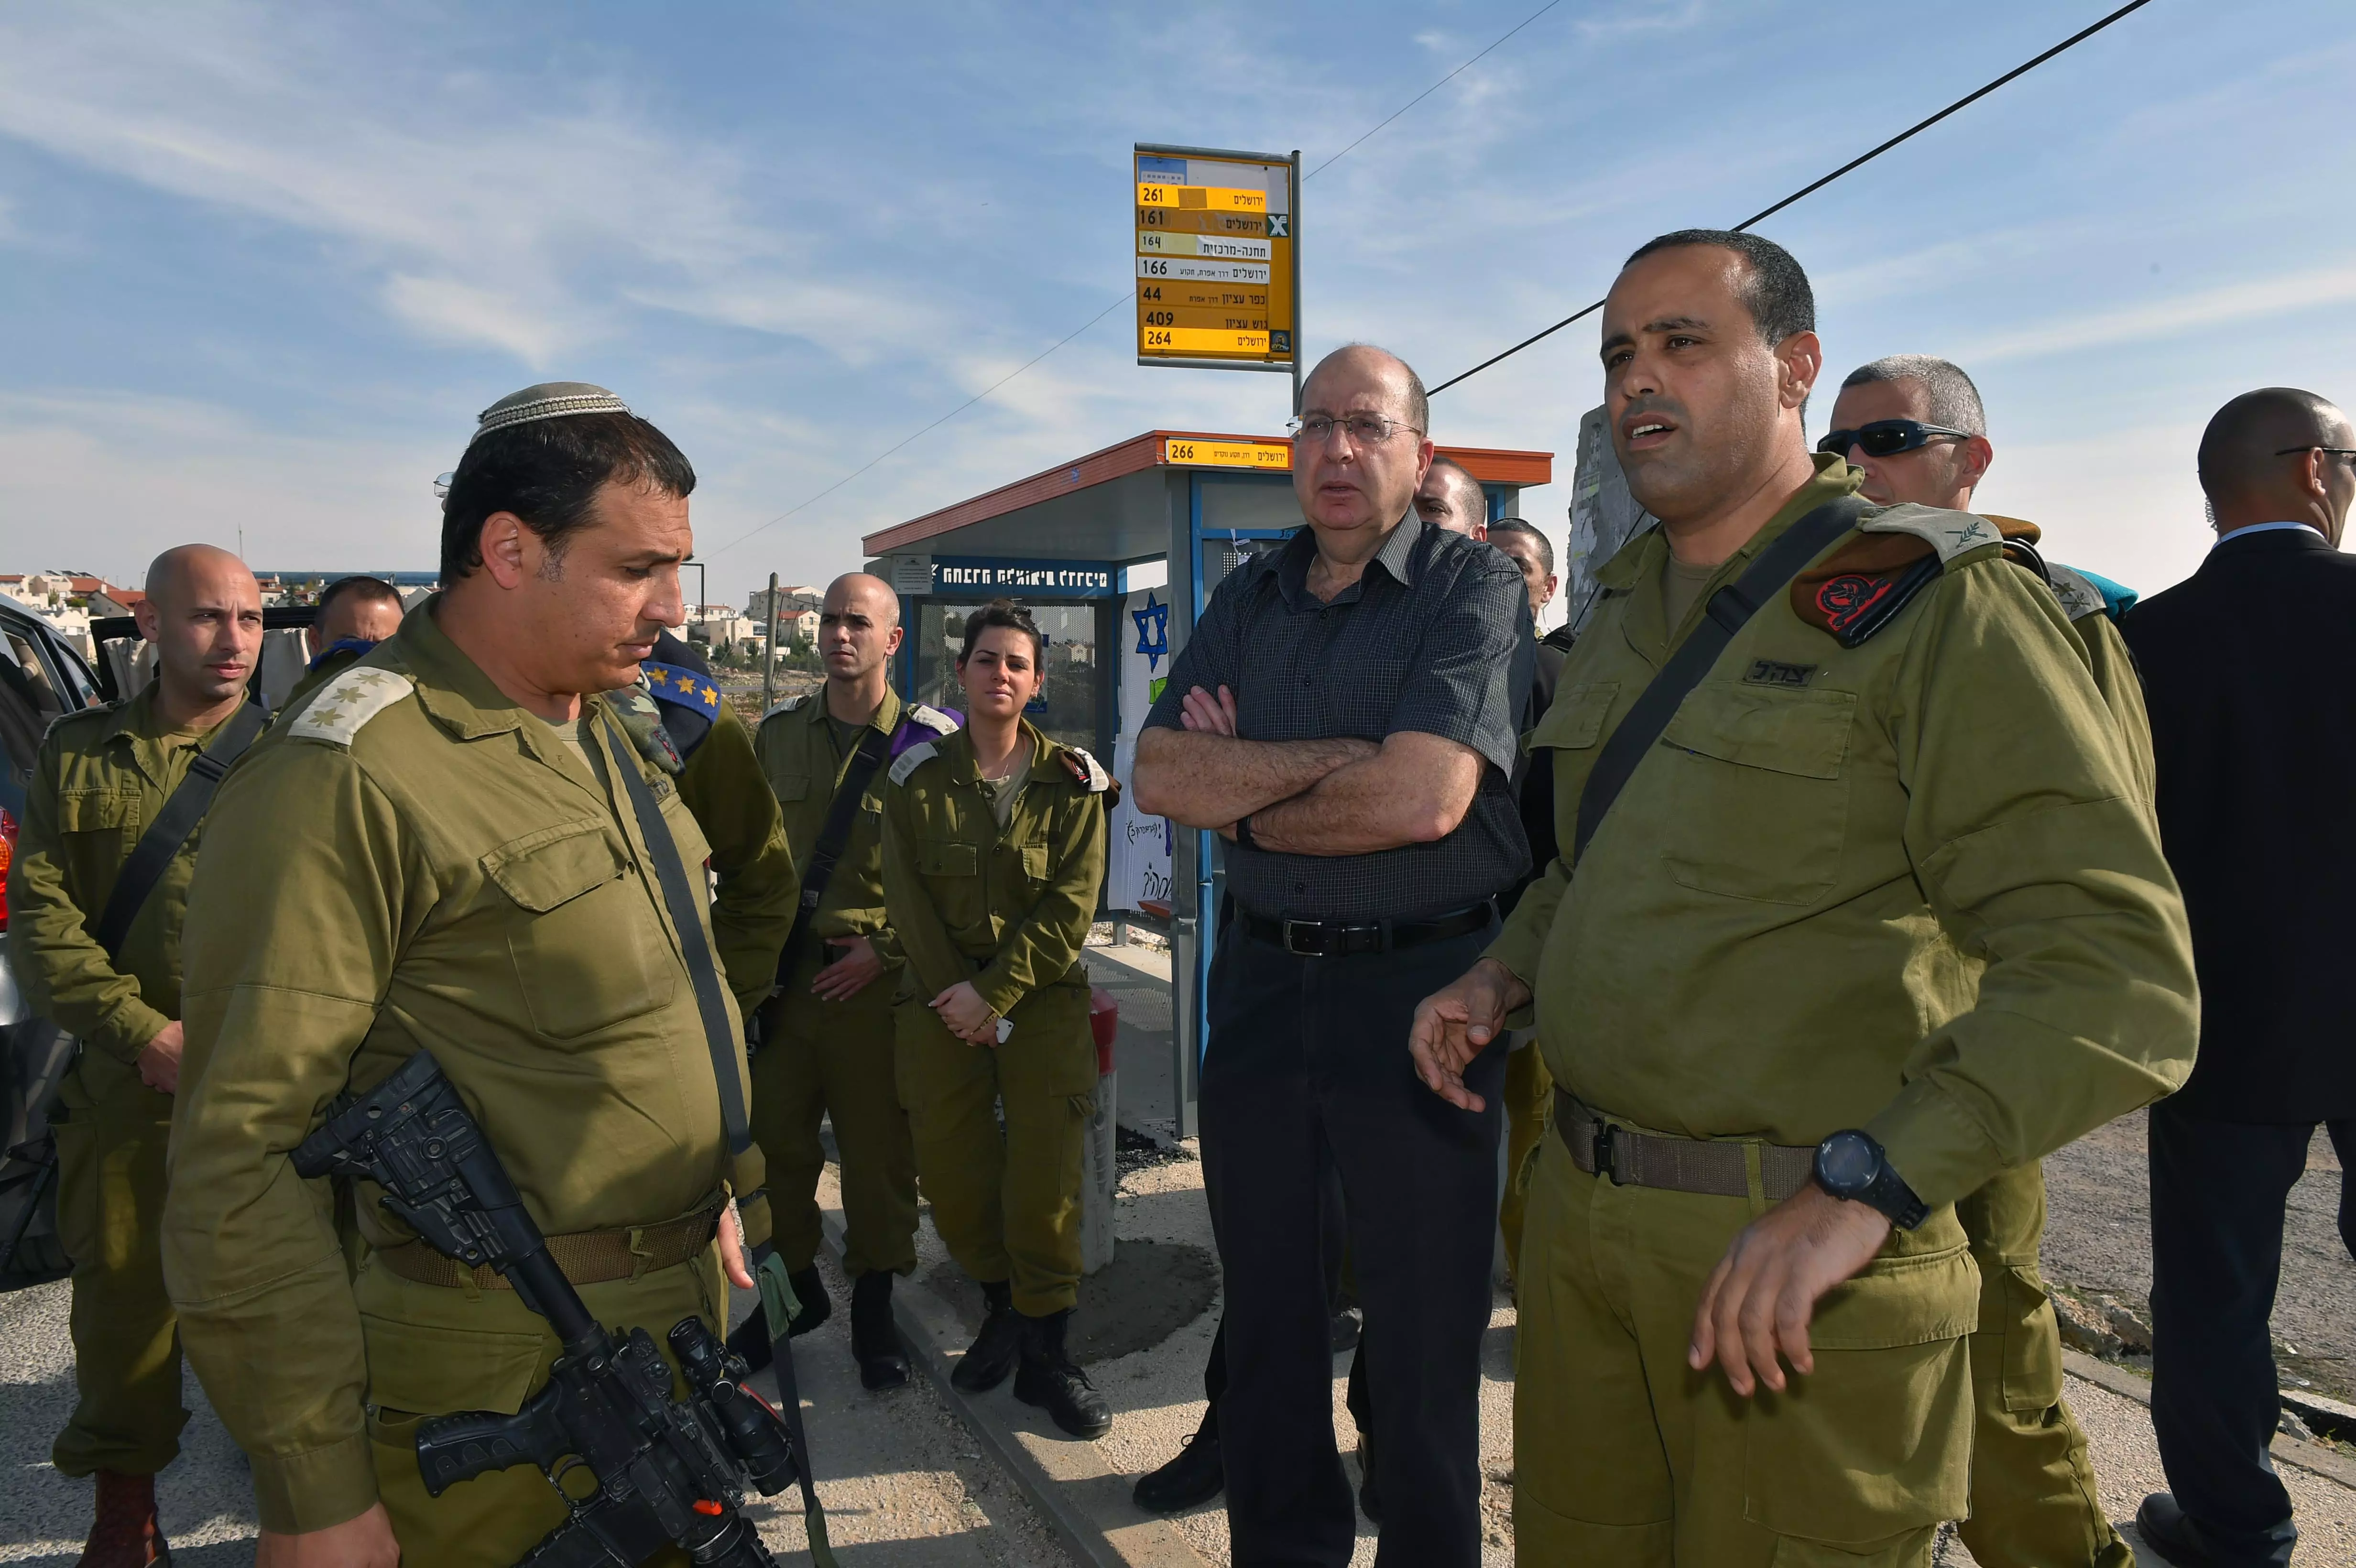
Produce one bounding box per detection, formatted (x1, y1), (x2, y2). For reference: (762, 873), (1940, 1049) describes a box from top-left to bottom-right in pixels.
(440, 412), (696, 583)
(1427, 456), (1486, 526)
(1624, 229), (1814, 348)
(1485, 517), (1554, 577)
(316, 573), (402, 617)
(1841, 355), (1988, 437)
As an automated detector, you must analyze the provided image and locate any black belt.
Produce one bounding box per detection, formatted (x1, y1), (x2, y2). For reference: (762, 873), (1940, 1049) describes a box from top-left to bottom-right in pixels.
(1238, 902), (1492, 958)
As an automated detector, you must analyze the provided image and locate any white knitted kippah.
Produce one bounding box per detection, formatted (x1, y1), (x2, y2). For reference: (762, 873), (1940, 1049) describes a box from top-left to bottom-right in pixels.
(471, 381), (633, 441)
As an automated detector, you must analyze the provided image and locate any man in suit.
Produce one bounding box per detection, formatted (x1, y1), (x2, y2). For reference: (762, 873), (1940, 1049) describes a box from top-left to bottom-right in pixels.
(2120, 385), (2356, 1568)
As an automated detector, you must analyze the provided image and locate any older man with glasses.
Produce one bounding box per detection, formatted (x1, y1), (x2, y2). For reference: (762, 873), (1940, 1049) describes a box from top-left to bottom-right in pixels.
(1134, 344), (1530, 1568)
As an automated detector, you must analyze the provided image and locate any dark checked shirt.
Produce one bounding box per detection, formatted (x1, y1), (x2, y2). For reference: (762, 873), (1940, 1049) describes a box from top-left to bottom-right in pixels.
(1145, 513), (1530, 921)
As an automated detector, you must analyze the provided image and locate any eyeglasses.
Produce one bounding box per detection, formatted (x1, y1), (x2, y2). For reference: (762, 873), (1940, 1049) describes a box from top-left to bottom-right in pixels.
(1816, 419), (1975, 459)
(2273, 446), (2356, 459)
(1286, 413), (1425, 446)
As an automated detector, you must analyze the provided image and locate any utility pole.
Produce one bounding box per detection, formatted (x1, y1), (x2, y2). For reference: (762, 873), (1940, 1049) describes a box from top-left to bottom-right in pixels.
(760, 572), (780, 708)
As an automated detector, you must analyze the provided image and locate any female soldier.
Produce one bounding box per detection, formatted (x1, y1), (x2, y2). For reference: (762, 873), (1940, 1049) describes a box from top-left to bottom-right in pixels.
(881, 599), (1113, 1438)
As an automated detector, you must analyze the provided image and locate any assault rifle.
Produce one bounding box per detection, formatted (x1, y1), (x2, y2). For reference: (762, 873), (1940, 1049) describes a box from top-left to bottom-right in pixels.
(294, 1050), (818, 1567)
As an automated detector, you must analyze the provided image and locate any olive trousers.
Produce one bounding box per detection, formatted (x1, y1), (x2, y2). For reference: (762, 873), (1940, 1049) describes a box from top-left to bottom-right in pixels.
(1953, 1163), (2133, 1568)
(51, 1067), (188, 1479)
(1515, 1128), (1977, 1567)
(894, 982), (1094, 1317)
(1497, 1036), (1552, 1283)
(750, 947), (919, 1279)
(361, 1243), (726, 1568)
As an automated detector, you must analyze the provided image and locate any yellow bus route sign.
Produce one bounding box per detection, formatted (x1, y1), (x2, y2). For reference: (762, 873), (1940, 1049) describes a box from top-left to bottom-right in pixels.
(1135, 144), (1297, 376)
(1164, 437), (1292, 469)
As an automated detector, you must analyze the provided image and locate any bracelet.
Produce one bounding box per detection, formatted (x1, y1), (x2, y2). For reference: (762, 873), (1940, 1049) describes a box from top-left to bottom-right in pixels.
(1234, 814), (1257, 849)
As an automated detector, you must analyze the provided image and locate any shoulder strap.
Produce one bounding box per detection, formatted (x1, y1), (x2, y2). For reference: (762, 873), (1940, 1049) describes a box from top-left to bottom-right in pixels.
(775, 721), (897, 980)
(602, 726), (752, 1155)
(87, 701), (268, 961)
(1572, 498), (1863, 867)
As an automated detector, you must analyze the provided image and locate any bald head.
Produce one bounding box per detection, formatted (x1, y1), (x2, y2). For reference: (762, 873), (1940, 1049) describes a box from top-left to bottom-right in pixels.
(818, 572), (905, 697)
(1301, 345), (1429, 436)
(2198, 387), (2356, 545)
(145, 544), (255, 611)
(134, 544), (263, 724)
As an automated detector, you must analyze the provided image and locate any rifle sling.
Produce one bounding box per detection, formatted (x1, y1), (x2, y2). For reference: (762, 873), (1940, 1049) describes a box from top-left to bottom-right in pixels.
(88, 700), (267, 962)
(604, 725), (753, 1157)
(1571, 498), (1864, 867)
(775, 720), (895, 980)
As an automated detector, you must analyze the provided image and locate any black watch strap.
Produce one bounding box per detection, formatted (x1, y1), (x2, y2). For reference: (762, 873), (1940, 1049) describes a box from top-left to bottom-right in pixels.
(1234, 814), (1257, 850)
(1863, 1160), (1930, 1232)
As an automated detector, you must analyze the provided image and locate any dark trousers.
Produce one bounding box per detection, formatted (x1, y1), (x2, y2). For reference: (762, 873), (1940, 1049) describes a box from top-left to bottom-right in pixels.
(1200, 1156), (1352, 1430)
(1201, 916), (1504, 1568)
(2149, 1100), (2354, 1567)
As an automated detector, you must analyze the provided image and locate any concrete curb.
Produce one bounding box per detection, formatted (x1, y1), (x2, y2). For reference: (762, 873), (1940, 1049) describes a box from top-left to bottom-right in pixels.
(818, 1209), (1212, 1568)
(2063, 1350), (2356, 1492)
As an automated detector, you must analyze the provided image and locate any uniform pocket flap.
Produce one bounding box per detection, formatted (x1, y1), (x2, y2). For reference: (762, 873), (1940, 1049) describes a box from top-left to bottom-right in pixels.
(770, 775), (812, 802)
(57, 789), (137, 830)
(920, 840), (979, 877)
(1020, 842), (1050, 881)
(1662, 684), (1856, 780)
(481, 821), (626, 914)
(360, 1312), (546, 1417)
(1805, 1241), (1979, 1350)
(1528, 681), (1620, 753)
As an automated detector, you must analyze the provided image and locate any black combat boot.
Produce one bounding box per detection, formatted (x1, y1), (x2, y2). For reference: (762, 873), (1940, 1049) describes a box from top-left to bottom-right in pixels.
(850, 1270), (911, 1391)
(951, 1278), (1024, 1392)
(1132, 1405), (1222, 1512)
(725, 1265), (831, 1371)
(1014, 1307), (1113, 1439)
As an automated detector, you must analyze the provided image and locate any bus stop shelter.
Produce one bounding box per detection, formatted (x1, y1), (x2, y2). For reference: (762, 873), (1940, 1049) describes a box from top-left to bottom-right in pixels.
(863, 428), (1552, 1136)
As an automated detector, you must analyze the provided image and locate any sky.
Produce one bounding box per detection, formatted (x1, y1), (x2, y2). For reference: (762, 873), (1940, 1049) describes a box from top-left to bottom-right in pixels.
(4, 0), (2355, 611)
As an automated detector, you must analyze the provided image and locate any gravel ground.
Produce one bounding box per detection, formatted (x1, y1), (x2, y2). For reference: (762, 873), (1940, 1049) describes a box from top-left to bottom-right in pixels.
(0, 1248), (1078, 1567)
(2042, 1111), (2353, 1400)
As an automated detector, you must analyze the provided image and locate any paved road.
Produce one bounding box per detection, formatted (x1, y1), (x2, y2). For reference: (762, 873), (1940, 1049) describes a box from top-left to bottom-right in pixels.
(0, 1246), (1079, 1567)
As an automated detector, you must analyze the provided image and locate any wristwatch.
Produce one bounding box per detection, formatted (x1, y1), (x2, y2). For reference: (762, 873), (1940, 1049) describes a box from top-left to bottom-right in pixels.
(1812, 1129), (1929, 1230)
(1233, 814), (1257, 850)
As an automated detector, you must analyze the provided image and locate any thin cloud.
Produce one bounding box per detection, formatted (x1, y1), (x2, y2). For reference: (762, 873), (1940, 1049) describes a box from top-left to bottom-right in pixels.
(1959, 266), (2356, 364)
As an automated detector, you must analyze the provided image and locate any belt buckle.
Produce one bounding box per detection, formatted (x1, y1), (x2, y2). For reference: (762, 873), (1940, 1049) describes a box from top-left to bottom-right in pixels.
(1281, 919), (1324, 957)
(1592, 1121), (1621, 1185)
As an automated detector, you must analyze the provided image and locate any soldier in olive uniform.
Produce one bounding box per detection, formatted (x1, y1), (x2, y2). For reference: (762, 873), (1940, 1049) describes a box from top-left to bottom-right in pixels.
(163, 385), (785, 1568)
(741, 572), (955, 1390)
(1825, 355), (2151, 1568)
(9, 544), (264, 1567)
(1410, 235), (2197, 1567)
(880, 599), (1113, 1439)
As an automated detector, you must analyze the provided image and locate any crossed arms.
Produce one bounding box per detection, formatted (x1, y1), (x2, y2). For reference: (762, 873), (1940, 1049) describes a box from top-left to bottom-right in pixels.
(1132, 683), (1483, 855)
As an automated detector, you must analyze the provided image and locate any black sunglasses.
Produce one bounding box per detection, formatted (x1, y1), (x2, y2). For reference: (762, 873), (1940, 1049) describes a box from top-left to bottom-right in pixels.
(1817, 419), (1975, 458)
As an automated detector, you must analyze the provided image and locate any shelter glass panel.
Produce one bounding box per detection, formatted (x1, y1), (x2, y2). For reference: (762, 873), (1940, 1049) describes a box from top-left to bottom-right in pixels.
(916, 602), (1099, 753)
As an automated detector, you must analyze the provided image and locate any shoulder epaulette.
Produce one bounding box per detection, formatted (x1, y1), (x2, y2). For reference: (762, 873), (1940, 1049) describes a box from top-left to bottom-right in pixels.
(761, 693), (811, 723)
(1056, 744), (1112, 794)
(1856, 504), (2002, 564)
(905, 703), (960, 737)
(640, 660), (721, 721)
(43, 702), (117, 743)
(286, 668), (414, 748)
(888, 740), (938, 786)
(1792, 506), (2010, 648)
(2043, 563), (2107, 624)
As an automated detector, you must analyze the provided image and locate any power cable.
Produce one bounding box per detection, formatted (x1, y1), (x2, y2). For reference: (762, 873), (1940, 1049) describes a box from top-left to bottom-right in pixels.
(713, 1), (1567, 555)
(1426, 0), (2157, 396)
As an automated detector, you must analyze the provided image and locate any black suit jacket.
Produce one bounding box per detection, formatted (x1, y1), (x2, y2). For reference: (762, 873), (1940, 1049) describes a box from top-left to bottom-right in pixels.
(2121, 525), (2356, 1121)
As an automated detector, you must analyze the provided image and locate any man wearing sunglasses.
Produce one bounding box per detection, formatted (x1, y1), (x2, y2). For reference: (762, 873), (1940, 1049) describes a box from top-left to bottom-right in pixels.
(1826, 354), (2146, 1568)
(2119, 387), (2356, 1568)
(1407, 230), (2195, 1568)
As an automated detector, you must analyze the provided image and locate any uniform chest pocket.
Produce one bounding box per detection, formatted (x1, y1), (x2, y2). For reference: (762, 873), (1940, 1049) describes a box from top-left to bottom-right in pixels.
(1655, 683), (1856, 905)
(919, 841), (978, 878)
(770, 775), (811, 803)
(1528, 681), (1619, 754)
(57, 789), (138, 847)
(482, 821), (677, 1042)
